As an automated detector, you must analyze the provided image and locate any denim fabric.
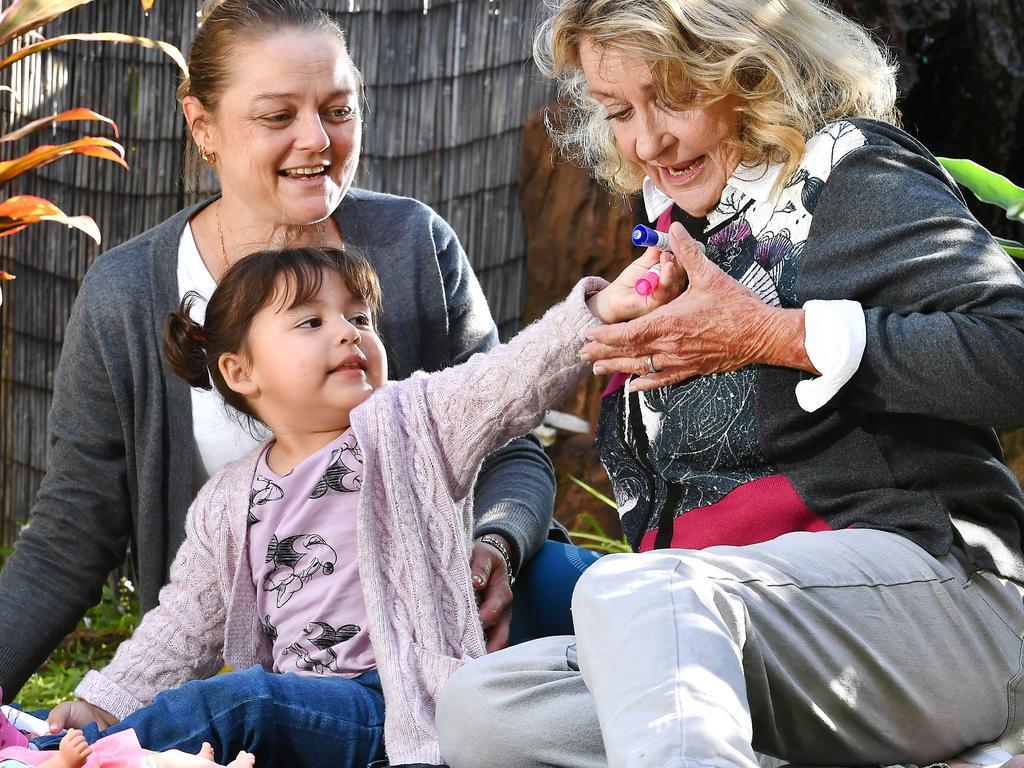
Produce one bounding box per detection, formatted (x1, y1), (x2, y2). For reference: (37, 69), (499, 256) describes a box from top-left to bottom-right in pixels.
(36, 666), (384, 767)
(28, 541), (596, 765)
(510, 540), (601, 644)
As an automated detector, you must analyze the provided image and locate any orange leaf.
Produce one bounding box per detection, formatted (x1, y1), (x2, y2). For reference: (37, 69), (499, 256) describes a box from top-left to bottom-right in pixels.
(0, 0), (96, 45)
(0, 136), (127, 186)
(0, 194), (100, 243)
(0, 32), (188, 76)
(1, 107), (119, 142)
(0, 270), (11, 306)
(140, 0), (156, 11)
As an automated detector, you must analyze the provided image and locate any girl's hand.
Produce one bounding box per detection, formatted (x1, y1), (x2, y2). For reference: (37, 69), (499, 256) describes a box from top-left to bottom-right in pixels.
(46, 700), (118, 734)
(586, 226), (694, 324)
(582, 221), (813, 389)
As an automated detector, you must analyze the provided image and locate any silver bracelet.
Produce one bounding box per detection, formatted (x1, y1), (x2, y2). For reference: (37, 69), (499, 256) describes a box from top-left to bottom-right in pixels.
(477, 534), (515, 586)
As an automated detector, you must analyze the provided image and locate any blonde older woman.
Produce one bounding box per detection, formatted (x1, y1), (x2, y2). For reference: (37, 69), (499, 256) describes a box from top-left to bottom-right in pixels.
(437, 1), (1024, 767)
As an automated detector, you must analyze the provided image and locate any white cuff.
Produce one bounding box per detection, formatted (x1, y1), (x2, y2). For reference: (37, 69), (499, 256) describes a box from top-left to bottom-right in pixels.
(794, 299), (866, 412)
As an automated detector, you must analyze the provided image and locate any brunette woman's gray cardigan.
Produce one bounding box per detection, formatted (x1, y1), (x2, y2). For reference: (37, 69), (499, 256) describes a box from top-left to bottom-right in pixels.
(0, 189), (556, 698)
(75, 278), (603, 766)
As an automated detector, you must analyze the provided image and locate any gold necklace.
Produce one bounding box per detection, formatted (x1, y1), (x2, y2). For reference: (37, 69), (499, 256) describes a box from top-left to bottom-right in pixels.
(215, 205), (229, 272)
(215, 205), (343, 277)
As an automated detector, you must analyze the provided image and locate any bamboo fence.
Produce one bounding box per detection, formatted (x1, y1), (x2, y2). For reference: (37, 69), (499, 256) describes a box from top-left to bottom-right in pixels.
(0, 0), (557, 546)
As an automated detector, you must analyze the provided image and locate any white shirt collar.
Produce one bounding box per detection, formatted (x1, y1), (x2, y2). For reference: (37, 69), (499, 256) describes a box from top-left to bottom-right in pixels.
(641, 160), (786, 221)
(641, 177), (675, 221)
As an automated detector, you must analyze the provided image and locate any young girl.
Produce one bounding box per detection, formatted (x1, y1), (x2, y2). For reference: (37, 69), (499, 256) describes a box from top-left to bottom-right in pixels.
(48, 241), (685, 767)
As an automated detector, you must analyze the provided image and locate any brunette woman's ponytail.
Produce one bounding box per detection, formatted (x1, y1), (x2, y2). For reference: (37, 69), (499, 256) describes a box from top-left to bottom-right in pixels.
(164, 292), (216, 390)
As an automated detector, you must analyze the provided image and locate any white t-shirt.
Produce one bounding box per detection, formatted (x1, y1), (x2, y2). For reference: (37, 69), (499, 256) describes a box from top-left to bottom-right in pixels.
(177, 224), (270, 477)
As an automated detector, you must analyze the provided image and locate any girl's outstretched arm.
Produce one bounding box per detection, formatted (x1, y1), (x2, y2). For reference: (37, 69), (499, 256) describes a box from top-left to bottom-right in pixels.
(424, 243), (684, 502)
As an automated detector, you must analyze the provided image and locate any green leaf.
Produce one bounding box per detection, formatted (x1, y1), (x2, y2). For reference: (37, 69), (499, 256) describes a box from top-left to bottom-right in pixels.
(938, 157), (1024, 222)
(568, 475), (617, 509)
(568, 531), (632, 554)
(994, 236), (1024, 260)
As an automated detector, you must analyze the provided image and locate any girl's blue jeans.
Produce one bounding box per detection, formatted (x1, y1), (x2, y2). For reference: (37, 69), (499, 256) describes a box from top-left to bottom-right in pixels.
(33, 540), (601, 766)
(37, 666), (386, 766)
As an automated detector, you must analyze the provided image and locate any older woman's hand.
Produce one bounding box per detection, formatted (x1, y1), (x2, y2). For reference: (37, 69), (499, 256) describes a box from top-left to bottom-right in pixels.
(582, 222), (816, 390)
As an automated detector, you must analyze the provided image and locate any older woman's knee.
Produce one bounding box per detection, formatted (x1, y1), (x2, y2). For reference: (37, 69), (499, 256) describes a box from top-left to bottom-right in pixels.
(437, 657), (508, 768)
(438, 639), (589, 768)
(572, 551), (700, 612)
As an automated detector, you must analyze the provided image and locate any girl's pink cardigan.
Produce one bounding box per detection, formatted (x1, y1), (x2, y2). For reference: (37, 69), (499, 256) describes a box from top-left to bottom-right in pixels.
(76, 278), (605, 765)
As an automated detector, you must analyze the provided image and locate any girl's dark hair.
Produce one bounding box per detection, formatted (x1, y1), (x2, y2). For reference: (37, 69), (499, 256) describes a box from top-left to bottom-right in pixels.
(165, 246), (382, 423)
(178, 0), (364, 190)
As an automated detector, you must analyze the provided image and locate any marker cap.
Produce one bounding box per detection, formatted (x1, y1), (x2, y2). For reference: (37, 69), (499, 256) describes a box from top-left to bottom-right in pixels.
(634, 264), (662, 296)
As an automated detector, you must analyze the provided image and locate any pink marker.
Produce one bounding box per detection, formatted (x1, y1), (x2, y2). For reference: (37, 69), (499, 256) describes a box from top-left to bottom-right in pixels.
(634, 264), (663, 296)
(631, 224), (672, 296)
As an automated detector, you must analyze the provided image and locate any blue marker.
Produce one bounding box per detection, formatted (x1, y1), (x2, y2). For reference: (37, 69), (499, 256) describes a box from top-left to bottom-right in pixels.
(631, 224), (674, 253)
(631, 224), (672, 296)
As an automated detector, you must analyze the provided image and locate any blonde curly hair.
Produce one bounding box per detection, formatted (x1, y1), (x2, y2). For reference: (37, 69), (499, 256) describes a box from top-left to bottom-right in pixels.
(534, 0), (900, 198)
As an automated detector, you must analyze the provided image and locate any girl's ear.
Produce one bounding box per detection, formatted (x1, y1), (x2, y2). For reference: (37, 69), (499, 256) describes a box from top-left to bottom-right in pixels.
(182, 96), (215, 154)
(219, 352), (258, 398)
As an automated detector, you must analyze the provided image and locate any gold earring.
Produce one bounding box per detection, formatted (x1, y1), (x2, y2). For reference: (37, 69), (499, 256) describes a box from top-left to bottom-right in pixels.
(199, 146), (216, 165)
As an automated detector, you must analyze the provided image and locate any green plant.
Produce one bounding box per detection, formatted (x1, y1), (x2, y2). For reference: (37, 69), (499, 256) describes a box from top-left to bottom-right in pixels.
(17, 578), (140, 710)
(0, 0), (187, 304)
(937, 157), (1024, 260)
(567, 476), (631, 553)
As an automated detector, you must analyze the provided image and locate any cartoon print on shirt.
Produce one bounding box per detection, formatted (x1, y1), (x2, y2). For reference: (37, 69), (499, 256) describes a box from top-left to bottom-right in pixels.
(263, 533), (337, 607)
(282, 620), (360, 674)
(248, 474), (284, 526)
(260, 614), (278, 642)
(310, 442), (363, 498)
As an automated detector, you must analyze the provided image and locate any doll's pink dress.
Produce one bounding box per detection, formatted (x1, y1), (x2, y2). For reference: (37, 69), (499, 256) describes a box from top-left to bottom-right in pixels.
(0, 729), (149, 765)
(0, 697), (148, 768)
(0, 730), (150, 768)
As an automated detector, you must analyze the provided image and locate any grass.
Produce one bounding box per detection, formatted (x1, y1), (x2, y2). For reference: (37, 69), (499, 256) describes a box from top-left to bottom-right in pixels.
(0, 546), (140, 710)
(567, 476), (632, 554)
(19, 579), (140, 710)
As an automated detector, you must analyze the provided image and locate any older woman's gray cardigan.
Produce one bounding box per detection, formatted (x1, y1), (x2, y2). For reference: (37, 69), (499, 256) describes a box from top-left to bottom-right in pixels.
(75, 278), (602, 766)
(0, 189), (556, 698)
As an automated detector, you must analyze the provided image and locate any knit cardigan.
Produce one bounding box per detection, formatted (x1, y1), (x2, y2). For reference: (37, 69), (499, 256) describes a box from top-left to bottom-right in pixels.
(0, 188), (556, 700)
(75, 278), (603, 766)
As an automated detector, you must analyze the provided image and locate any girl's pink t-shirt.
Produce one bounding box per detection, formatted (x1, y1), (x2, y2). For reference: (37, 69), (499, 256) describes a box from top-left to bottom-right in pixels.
(247, 429), (376, 677)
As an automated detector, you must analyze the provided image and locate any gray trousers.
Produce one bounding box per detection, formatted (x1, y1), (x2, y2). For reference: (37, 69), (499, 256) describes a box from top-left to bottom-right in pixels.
(437, 530), (1024, 768)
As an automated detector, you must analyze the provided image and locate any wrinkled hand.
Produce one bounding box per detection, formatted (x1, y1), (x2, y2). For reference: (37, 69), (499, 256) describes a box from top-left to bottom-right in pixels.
(587, 241), (687, 325)
(45, 700), (118, 734)
(470, 536), (513, 652)
(582, 222), (811, 391)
